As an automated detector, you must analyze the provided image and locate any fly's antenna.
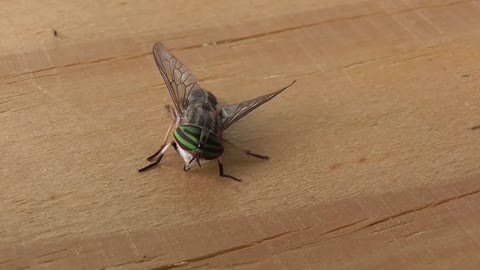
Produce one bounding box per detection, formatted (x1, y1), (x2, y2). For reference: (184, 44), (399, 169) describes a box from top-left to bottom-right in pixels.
(188, 152), (202, 167)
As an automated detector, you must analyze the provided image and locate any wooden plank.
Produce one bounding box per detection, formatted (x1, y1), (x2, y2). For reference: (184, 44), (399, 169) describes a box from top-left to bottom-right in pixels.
(1, 0), (480, 269)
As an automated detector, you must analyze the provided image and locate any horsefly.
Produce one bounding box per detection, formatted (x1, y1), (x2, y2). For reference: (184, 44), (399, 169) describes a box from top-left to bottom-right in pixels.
(138, 42), (296, 181)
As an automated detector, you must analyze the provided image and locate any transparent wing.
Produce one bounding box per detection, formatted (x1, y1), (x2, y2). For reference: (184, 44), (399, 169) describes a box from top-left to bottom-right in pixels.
(221, 80), (296, 131)
(153, 42), (201, 114)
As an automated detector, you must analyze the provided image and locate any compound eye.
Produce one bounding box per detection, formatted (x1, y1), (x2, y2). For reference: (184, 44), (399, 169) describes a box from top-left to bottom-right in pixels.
(174, 126), (201, 151)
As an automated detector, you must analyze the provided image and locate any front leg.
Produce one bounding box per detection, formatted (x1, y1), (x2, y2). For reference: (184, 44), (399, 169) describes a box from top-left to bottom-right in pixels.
(138, 142), (172, 172)
(165, 104), (178, 121)
(146, 120), (175, 161)
(217, 158), (241, 182)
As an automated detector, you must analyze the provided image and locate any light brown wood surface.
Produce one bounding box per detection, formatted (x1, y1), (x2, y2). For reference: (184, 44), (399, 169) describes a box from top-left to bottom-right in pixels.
(2, 0), (480, 269)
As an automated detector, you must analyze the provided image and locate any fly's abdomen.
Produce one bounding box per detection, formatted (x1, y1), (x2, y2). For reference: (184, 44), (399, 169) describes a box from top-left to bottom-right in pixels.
(174, 125), (224, 159)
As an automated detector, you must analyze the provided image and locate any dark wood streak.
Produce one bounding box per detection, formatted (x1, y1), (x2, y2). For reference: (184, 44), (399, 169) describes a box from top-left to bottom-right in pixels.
(470, 125), (480, 131)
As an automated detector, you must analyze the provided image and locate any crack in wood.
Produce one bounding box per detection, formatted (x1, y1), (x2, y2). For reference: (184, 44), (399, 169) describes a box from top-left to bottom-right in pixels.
(326, 189), (480, 242)
(341, 46), (445, 69)
(174, 0), (469, 52)
(34, 248), (69, 259)
(370, 220), (413, 235)
(316, 218), (368, 237)
(361, 189), (480, 230)
(7, 72), (59, 85)
(2, 52), (150, 83)
(2, 56), (117, 81)
(100, 189), (480, 269)
(174, 12), (385, 52)
(11, 188), (480, 270)
(96, 229), (308, 270)
(149, 227), (312, 270)
(402, 226), (438, 239)
(0, 258), (17, 265)
(0, 0), (470, 85)
(233, 188), (480, 266)
(36, 255), (72, 265)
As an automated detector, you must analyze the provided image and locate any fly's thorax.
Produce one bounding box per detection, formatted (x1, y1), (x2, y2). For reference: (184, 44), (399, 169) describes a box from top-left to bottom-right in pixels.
(173, 125), (224, 160)
(181, 88), (222, 133)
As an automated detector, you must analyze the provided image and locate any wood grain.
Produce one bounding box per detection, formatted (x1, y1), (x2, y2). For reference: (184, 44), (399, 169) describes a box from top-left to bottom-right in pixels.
(1, 0), (480, 269)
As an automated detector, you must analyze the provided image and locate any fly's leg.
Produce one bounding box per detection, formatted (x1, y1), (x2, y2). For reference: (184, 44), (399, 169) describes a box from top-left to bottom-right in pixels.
(164, 104), (171, 113)
(217, 158), (241, 182)
(139, 142), (172, 172)
(171, 141), (179, 154)
(222, 139), (269, 160)
(165, 104), (178, 121)
(188, 152), (202, 168)
(146, 121), (174, 161)
(145, 105), (176, 161)
(146, 146), (163, 161)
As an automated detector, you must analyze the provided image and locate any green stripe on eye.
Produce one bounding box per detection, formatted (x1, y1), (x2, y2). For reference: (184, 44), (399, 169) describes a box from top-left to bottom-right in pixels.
(174, 130), (197, 150)
(179, 126), (201, 145)
(182, 126), (201, 135)
(184, 132), (199, 145)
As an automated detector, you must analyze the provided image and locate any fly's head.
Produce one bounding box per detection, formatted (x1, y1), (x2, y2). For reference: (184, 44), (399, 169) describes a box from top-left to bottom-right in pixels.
(173, 125), (224, 171)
